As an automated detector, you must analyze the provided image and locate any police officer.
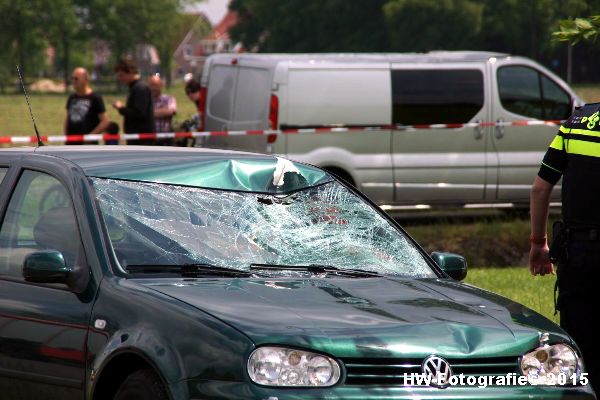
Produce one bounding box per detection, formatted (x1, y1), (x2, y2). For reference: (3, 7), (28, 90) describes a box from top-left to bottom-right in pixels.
(529, 102), (600, 395)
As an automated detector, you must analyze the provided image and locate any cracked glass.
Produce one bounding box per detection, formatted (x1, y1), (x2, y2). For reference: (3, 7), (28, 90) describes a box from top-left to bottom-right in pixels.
(92, 177), (433, 278)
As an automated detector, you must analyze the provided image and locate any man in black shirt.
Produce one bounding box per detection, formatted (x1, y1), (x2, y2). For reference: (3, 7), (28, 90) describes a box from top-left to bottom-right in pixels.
(112, 58), (155, 144)
(530, 102), (600, 394)
(65, 67), (109, 144)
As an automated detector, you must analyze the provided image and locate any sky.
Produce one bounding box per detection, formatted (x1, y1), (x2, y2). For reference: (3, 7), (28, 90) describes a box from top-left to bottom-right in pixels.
(185, 0), (230, 26)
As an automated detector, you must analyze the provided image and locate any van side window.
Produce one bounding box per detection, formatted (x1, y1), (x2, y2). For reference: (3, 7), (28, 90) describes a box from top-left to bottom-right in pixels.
(497, 66), (571, 120)
(392, 69), (484, 125)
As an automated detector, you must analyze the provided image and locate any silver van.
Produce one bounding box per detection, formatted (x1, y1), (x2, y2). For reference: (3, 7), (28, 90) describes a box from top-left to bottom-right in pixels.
(199, 52), (582, 207)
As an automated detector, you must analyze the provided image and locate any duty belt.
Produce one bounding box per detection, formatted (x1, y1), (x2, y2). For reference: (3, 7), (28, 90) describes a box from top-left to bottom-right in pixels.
(565, 226), (600, 241)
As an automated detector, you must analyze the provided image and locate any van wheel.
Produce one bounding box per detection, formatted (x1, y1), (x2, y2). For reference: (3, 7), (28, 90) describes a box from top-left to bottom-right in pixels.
(324, 168), (355, 187)
(114, 369), (168, 400)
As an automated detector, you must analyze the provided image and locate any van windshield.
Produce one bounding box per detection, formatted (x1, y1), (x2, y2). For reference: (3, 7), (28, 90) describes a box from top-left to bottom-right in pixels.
(92, 178), (434, 278)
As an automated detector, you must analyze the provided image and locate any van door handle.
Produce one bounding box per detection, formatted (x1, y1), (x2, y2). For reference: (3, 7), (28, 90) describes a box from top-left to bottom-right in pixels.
(474, 119), (483, 140)
(495, 119), (505, 139)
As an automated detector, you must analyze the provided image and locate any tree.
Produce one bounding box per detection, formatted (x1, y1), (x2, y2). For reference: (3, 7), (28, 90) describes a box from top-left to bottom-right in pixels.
(0, 0), (190, 90)
(383, 0), (483, 52)
(40, 0), (84, 87)
(229, 0), (390, 52)
(0, 0), (95, 88)
(477, 0), (588, 60)
(154, 10), (201, 86)
(83, 0), (183, 83)
(0, 0), (48, 83)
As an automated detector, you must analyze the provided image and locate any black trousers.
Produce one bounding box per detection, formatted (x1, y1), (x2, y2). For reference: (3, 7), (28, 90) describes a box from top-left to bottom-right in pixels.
(557, 240), (600, 396)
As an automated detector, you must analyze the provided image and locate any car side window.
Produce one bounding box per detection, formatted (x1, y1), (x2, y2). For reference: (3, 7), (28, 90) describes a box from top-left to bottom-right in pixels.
(0, 168), (7, 183)
(0, 170), (82, 279)
(497, 66), (571, 120)
(392, 69), (484, 125)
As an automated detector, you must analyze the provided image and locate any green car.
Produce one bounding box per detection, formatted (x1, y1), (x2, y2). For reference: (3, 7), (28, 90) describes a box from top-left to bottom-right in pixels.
(0, 146), (594, 400)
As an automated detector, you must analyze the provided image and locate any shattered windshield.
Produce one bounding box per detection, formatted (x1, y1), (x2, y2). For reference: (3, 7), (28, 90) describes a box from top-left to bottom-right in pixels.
(92, 178), (434, 278)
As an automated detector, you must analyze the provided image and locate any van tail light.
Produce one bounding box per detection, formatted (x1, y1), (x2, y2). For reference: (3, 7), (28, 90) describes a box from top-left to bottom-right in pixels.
(198, 87), (207, 131)
(269, 94), (279, 130)
(267, 134), (277, 144)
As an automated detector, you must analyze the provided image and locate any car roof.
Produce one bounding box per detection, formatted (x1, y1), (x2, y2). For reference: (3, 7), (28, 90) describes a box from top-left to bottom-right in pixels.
(0, 146), (330, 192)
(2, 145), (272, 171)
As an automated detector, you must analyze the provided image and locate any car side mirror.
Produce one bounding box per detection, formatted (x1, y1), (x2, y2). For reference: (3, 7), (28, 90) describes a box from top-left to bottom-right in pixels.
(430, 252), (467, 281)
(23, 250), (89, 293)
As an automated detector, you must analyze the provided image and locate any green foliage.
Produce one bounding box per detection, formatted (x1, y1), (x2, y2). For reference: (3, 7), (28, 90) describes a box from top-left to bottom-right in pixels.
(229, 0), (390, 52)
(383, 0), (483, 52)
(553, 16), (600, 44)
(478, 0), (554, 58)
(0, 0), (189, 87)
(43, 0), (87, 83)
(4, 0), (600, 86)
(0, 0), (49, 81)
(85, 0), (180, 60)
(228, 0), (600, 69)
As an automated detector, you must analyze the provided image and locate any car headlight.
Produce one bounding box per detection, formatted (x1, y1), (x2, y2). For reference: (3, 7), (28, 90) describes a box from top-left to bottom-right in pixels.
(520, 343), (582, 385)
(248, 347), (341, 387)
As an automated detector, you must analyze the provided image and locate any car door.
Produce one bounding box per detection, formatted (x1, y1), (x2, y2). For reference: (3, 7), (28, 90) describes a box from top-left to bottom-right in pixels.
(0, 166), (94, 400)
(390, 64), (492, 205)
(284, 65), (394, 204)
(490, 62), (573, 202)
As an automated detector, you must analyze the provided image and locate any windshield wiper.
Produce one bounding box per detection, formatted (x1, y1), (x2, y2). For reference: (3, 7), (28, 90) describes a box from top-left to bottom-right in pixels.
(249, 263), (380, 278)
(126, 263), (252, 277)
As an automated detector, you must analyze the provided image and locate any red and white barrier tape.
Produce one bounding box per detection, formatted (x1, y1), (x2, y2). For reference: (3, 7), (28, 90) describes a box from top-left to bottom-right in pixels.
(0, 119), (564, 145)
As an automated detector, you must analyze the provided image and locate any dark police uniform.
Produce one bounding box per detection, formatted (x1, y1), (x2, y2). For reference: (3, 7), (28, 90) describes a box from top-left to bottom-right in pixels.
(538, 102), (600, 394)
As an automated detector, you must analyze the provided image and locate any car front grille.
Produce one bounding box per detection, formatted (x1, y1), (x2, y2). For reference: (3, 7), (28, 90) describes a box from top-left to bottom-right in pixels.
(341, 356), (519, 386)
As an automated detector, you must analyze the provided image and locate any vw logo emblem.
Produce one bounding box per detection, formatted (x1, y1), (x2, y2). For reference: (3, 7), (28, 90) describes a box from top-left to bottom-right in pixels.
(421, 355), (452, 388)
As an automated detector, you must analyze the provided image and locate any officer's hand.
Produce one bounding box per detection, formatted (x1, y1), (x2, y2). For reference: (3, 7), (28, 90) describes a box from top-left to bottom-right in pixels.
(529, 244), (555, 276)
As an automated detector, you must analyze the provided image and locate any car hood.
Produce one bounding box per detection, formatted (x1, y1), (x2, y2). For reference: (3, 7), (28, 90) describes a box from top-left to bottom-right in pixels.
(142, 277), (567, 358)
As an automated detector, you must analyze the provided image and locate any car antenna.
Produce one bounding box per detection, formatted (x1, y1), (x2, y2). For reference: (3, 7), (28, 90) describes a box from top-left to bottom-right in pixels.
(16, 65), (44, 147)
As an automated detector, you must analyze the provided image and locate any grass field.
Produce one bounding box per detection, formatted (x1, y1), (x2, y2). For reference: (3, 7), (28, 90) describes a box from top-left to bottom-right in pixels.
(572, 84), (600, 103)
(406, 216), (531, 267)
(0, 81), (197, 139)
(464, 266), (558, 324)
